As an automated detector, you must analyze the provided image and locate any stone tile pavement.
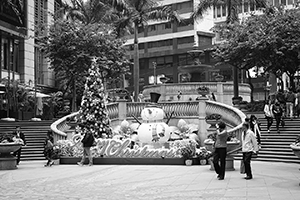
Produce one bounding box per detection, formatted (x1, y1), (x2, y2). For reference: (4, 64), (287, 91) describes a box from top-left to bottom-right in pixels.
(0, 160), (300, 200)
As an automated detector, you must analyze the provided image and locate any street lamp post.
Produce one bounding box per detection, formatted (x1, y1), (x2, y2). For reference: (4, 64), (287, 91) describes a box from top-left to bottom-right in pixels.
(153, 62), (157, 85)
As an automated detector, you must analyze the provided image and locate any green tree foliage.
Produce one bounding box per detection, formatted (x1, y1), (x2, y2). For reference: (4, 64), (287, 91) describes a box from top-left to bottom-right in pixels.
(76, 59), (111, 138)
(39, 20), (131, 110)
(56, 0), (115, 25)
(213, 8), (300, 91)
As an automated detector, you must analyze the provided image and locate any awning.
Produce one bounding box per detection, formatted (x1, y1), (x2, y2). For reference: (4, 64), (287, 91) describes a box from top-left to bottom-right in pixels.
(29, 91), (50, 98)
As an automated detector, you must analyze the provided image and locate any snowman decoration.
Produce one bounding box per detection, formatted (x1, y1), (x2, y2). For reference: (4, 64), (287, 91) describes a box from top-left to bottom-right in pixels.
(137, 92), (171, 143)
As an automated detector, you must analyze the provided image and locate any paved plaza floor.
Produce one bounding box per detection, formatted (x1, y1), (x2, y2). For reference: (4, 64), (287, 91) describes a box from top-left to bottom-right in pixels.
(0, 160), (299, 200)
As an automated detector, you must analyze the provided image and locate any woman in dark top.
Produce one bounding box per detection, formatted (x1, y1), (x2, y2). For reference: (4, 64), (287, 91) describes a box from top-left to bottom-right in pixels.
(213, 121), (228, 180)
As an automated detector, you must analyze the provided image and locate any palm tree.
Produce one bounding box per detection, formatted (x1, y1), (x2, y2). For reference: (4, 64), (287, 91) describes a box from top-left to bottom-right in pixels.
(192, 0), (267, 24)
(0, 0), (25, 25)
(111, 0), (180, 101)
(57, 0), (114, 24)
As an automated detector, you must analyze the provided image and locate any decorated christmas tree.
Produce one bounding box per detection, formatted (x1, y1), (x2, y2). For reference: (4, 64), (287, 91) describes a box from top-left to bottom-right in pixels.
(76, 58), (111, 138)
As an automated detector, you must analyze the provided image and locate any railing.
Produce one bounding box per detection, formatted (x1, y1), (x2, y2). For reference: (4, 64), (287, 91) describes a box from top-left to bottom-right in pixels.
(50, 100), (246, 148)
(50, 112), (79, 143)
(206, 100), (246, 153)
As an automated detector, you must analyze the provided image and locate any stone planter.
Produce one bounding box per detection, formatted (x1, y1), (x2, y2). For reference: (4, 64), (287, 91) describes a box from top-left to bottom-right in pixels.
(290, 144), (300, 186)
(185, 159), (193, 166)
(199, 159), (208, 165)
(0, 143), (22, 170)
(197, 87), (209, 97)
(205, 119), (219, 133)
(291, 144), (300, 158)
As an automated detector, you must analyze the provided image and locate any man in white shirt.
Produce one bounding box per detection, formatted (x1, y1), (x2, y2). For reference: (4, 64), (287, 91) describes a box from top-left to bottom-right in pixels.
(241, 122), (259, 180)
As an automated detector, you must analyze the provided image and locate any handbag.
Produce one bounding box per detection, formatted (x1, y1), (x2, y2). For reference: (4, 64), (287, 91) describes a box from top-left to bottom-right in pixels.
(240, 160), (245, 174)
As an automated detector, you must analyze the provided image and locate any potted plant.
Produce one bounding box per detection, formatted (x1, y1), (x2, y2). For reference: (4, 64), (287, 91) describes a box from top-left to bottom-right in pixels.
(196, 147), (212, 165)
(215, 74), (224, 82)
(205, 114), (222, 124)
(197, 86), (210, 97)
(232, 96), (243, 105)
(174, 139), (197, 166)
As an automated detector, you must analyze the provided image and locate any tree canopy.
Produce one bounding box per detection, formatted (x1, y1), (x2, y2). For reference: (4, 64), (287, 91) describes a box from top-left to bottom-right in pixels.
(39, 20), (132, 107)
(213, 8), (300, 91)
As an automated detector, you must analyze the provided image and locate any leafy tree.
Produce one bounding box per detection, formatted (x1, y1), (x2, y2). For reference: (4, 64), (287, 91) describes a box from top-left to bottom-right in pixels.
(192, 0), (268, 102)
(57, 0), (114, 24)
(40, 20), (131, 111)
(111, 0), (181, 101)
(212, 8), (300, 95)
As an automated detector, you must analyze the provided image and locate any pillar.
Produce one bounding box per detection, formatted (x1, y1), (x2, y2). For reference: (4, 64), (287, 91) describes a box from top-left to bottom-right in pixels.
(216, 82), (224, 103)
(118, 101), (127, 121)
(197, 96), (209, 147)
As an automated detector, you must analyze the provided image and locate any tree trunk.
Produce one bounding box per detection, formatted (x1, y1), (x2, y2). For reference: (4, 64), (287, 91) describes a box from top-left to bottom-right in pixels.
(247, 70), (254, 102)
(233, 66), (239, 98)
(133, 22), (140, 102)
(72, 78), (77, 112)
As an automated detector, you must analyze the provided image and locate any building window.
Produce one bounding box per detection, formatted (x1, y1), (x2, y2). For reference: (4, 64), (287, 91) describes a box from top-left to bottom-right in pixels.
(217, 6), (221, 17)
(244, 2), (249, 12)
(178, 37), (194, 44)
(149, 25), (156, 31)
(222, 5), (226, 16)
(138, 26), (144, 33)
(238, 4), (242, 13)
(165, 22), (171, 29)
(35, 0), (48, 37)
(250, 2), (255, 11)
(138, 43), (144, 49)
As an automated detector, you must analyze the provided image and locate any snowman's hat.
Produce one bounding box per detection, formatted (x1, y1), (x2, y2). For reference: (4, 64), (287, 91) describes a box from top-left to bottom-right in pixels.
(150, 92), (161, 103)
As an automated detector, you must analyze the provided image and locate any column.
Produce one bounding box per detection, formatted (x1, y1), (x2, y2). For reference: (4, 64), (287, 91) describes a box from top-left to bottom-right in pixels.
(216, 82), (224, 103)
(197, 96), (209, 147)
(118, 100), (127, 121)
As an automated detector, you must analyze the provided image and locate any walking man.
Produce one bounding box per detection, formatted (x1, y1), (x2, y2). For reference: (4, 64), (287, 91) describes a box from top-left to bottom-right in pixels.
(241, 122), (259, 180)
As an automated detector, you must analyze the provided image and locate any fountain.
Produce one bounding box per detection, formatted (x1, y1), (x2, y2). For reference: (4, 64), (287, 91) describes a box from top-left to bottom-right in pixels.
(178, 45), (214, 82)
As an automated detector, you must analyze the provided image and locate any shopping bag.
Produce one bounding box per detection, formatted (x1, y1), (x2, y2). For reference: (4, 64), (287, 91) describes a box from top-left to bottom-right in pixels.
(240, 160), (245, 174)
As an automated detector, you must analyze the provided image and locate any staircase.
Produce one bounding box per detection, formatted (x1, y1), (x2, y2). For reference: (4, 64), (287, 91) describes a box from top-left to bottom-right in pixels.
(0, 121), (53, 161)
(233, 117), (300, 164)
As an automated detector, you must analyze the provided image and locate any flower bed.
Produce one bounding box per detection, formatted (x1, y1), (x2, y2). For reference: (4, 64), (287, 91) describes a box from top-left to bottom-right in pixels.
(56, 136), (212, 165)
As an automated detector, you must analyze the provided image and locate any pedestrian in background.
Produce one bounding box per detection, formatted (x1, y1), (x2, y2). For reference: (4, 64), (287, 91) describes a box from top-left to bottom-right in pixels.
(272, 101), (283, 133)
(285, 87), (295, 118)
(264, 99), (273, 133)
(295, 89), (300, 118)
(212, 121), (227, 180)
(44, 130), (54, 167)
(249, 115), (261, 148)
(12, 126), (26, 165)
(241, 122), (259, 180)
